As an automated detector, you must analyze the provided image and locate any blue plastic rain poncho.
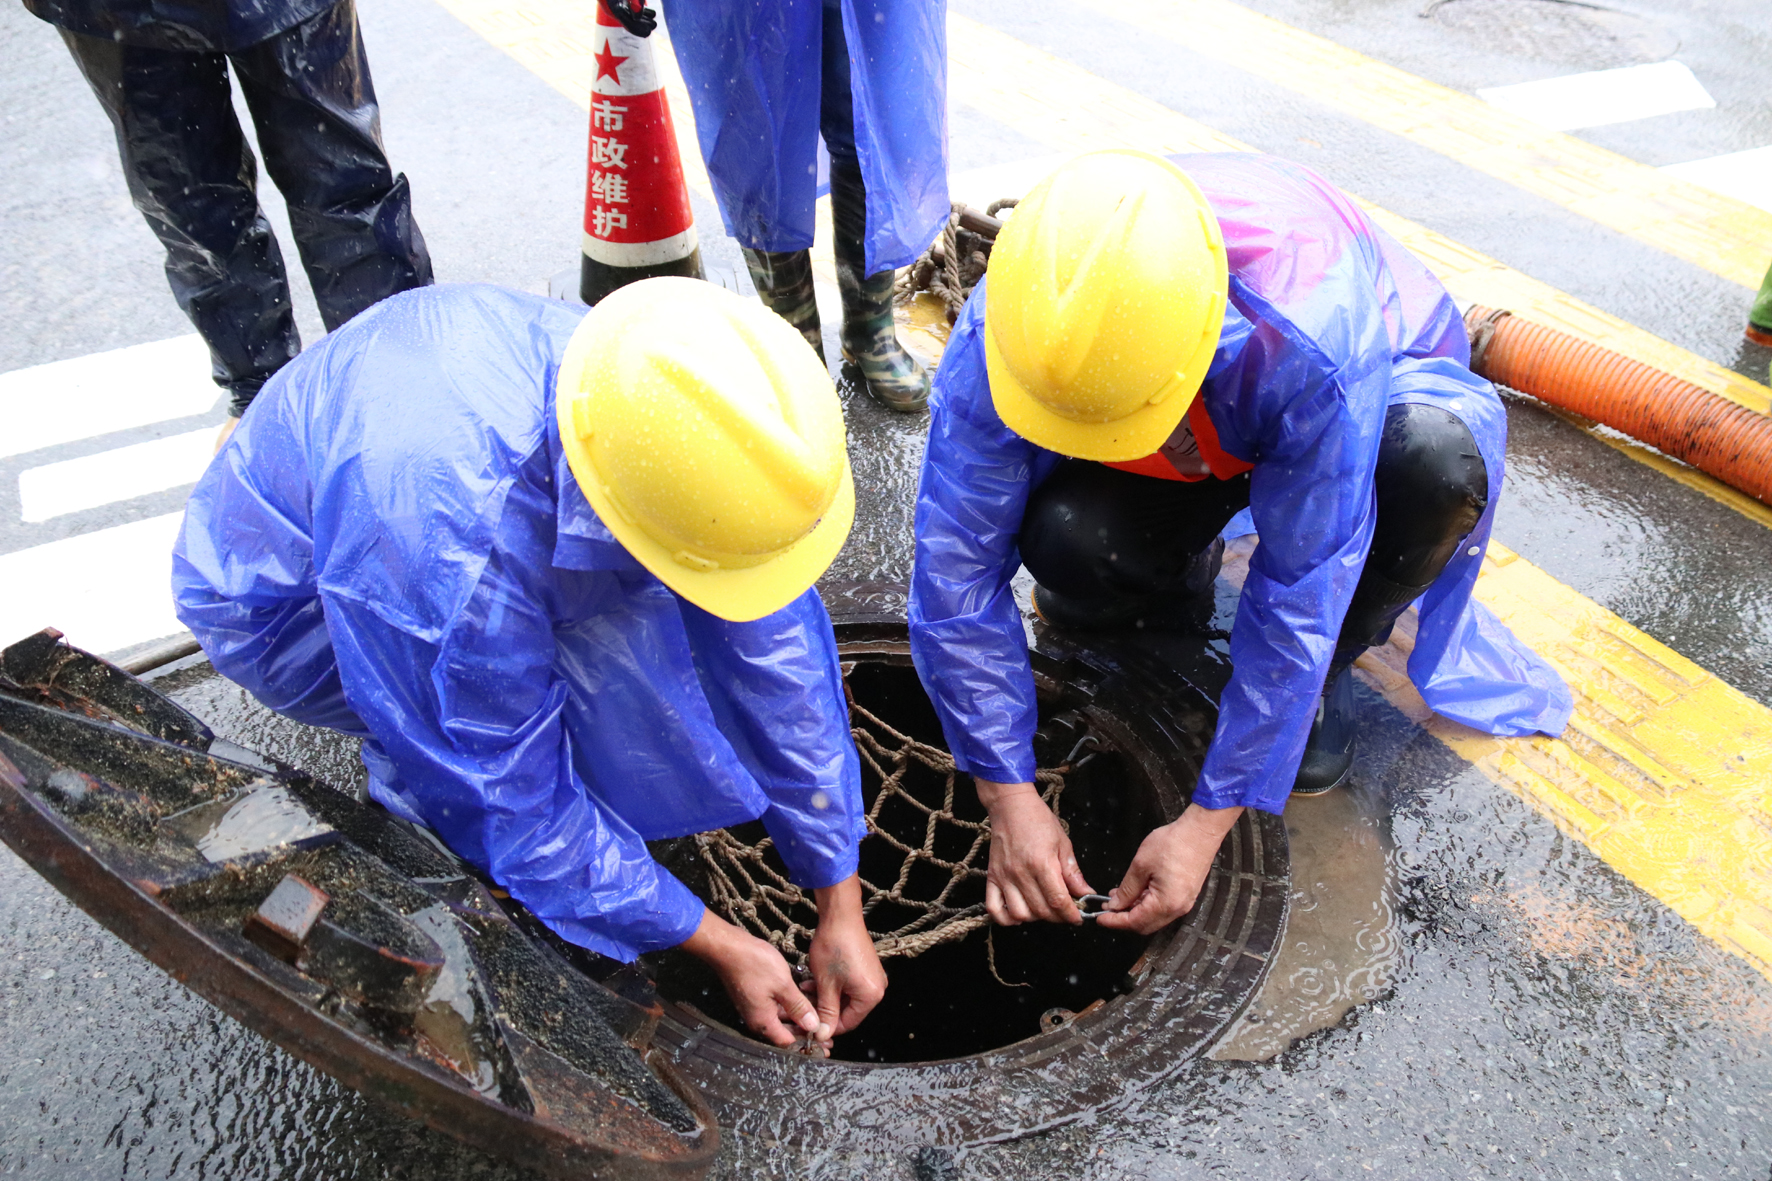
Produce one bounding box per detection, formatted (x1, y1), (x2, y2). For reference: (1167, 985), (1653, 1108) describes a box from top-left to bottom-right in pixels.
(662, 0), (949, 276)
(909, 153), (1572, 815)
(173, 285), (865, 960)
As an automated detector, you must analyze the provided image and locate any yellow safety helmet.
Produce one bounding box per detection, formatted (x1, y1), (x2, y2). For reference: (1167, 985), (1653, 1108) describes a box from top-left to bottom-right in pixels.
(556, 276), (855, 623)
(984, 150), (1229, 462)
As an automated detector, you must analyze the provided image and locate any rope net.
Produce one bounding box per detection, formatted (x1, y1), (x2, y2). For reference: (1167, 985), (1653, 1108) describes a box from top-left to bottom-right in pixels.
(693, 686), (1067, 965)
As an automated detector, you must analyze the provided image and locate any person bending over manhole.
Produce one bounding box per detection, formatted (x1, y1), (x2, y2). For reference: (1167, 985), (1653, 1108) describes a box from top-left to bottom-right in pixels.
(908, 151), (1573, 932)
(172, 279), (886, 1050)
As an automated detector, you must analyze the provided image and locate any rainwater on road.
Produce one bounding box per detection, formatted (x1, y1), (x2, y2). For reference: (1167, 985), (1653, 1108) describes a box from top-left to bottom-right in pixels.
(3, 0), (1771, 1175)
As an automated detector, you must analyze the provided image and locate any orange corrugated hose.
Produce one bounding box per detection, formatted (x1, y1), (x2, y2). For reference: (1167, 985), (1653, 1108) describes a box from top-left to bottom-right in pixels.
(1465, 306), (1772, 508)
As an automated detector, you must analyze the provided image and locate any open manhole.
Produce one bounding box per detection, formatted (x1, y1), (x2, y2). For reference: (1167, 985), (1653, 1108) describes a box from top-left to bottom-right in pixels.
(0, 585), (1288, 1169)
(642, 589), (1290, 1150)
(1425, 0), (1677, 68)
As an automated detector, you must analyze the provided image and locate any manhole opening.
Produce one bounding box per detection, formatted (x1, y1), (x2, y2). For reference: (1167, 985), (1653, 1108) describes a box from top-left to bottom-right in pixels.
(650, 652), (1163, 1063)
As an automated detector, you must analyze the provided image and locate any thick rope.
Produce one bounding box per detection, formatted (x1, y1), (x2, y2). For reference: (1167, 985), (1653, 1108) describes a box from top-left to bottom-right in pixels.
(694, 688), (1065, 966)
(895, 199), (1018, 324)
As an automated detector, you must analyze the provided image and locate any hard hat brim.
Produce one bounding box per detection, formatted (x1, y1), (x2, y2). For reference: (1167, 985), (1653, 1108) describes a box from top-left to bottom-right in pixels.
(984, 319), (1199, 462)
(569, 428), (856, 623)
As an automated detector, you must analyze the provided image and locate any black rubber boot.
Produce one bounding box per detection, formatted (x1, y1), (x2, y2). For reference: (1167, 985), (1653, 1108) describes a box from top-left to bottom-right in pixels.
(741, 247), (825, 363)
(1292, 666), (1357, 796)
(830, 155), (929, 412)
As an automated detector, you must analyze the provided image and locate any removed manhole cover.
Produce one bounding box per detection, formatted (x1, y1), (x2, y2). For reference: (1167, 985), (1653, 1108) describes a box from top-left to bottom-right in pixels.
(1426, 0), (1677, 68)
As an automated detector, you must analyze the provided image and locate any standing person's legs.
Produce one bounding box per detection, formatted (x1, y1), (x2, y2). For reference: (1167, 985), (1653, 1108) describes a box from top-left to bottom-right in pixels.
(1018, 461), (1251, 631)
(61, 30), (301, 418)
(1295, 401), (1489, 793)
(230, 0), (431, 334)
(821, 0), (929, 412)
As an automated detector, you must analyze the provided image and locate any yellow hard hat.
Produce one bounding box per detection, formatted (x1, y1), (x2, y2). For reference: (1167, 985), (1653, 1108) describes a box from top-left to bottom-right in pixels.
(556, 276), (854, 623)
(984, 150), (1229, 462)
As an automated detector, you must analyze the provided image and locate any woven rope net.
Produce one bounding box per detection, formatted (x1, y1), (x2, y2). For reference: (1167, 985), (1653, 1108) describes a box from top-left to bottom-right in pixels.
(692, 686), (1066, 965)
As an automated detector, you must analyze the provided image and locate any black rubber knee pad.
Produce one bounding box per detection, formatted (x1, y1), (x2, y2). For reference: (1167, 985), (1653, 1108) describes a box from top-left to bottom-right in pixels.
(1369, 403), (1488, 588)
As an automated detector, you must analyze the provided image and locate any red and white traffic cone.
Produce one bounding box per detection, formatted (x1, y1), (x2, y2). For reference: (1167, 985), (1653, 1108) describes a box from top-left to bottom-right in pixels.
(578, 0), (703, 304)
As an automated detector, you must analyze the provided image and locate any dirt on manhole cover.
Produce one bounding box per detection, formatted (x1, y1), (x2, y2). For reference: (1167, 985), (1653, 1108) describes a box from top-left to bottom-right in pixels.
(1426, 0), (1678, 69)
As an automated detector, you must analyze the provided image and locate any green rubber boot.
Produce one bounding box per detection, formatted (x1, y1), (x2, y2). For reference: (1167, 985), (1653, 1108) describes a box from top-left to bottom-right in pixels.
(831, 156), (930, 413)
(1749, 258), (1772, 347)
(741, 247), (826, 363)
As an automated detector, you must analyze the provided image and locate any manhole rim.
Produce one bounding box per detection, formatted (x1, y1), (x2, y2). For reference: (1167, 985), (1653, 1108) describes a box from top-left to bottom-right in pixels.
(650, 609), (1291, 1148)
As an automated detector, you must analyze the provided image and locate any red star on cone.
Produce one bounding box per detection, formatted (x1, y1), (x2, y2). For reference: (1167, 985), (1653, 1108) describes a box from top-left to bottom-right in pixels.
(593, 42), (627, 84)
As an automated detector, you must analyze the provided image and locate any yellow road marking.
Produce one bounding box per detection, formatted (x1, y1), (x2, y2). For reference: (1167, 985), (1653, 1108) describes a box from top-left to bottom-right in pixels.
(1220, 537), (1772, 984)
(1357, 546), (1772, 982)
(1078, 0), (1772, 292)
(426, 0), (715, 200)
(947, 14), (1771, 417)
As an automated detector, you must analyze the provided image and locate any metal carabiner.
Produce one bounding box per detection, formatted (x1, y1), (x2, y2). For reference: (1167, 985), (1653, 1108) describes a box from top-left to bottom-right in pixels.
(1075, 894), (1112, 921)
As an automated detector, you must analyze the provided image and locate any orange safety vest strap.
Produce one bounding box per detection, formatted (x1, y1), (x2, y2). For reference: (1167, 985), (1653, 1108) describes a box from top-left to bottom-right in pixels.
(1100, 400), (1255, 482)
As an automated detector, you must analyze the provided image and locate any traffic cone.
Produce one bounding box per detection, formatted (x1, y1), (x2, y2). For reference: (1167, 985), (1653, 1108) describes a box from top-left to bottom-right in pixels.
(578, 0), (703, 304)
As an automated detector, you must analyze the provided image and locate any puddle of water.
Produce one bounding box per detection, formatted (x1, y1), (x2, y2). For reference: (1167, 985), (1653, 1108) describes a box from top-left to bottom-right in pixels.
(163, 785), (335, 863)
(1212, 784), (1398, 1061)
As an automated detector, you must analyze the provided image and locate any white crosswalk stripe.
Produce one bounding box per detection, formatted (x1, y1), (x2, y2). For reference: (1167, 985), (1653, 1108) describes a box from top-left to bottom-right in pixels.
(0, 512), (187, 655)
(0, 335), (220, 460)
(1476, 60), (1715, 132)
(2, 336), (223, 655)
(1663, 145), (1772, 215)
(20, 428), (216, 523)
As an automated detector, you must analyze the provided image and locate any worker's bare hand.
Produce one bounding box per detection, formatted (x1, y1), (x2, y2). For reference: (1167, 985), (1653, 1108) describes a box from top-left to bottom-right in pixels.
(680, 909), (822, 1048)
(1095, 804), (1244, 935)
(803, 875), (887, 1037)
(975, 779), (1093, 926)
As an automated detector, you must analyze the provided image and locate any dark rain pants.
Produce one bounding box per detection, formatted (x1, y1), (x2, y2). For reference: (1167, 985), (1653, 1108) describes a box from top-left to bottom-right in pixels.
(1020, 403), (1490, 675)
(817, 0), (880, 283)
(61, 0), (432, 415)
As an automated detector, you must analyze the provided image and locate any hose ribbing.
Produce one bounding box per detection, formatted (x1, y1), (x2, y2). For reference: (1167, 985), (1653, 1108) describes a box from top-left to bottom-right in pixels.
(1465, 305), (1772, 508)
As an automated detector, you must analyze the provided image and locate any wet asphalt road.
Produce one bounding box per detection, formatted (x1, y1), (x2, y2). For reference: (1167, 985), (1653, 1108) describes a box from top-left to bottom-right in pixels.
(5, 0), (1772, 1175)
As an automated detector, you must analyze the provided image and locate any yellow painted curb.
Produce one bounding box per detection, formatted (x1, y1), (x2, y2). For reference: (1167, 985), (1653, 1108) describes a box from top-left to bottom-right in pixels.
(946, 14), (1771, 417)
(1354, 543), (1772, 982)
(1080, 0), (1772, 293)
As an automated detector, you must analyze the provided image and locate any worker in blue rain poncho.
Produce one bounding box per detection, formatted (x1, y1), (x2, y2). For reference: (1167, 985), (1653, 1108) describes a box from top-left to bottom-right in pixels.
(662, 0), (948, 412)
(23, 0), (432, 449)
(172, 279), (887, 1050)
(909, 151), (1573, 933)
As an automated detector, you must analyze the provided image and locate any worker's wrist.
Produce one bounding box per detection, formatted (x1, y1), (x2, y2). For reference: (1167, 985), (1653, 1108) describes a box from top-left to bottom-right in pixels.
(812, 874), (863, 922)
(1177, 801), (1244, 839)
(679, 907), (741, 961)
(975, 778), (1040, 812)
